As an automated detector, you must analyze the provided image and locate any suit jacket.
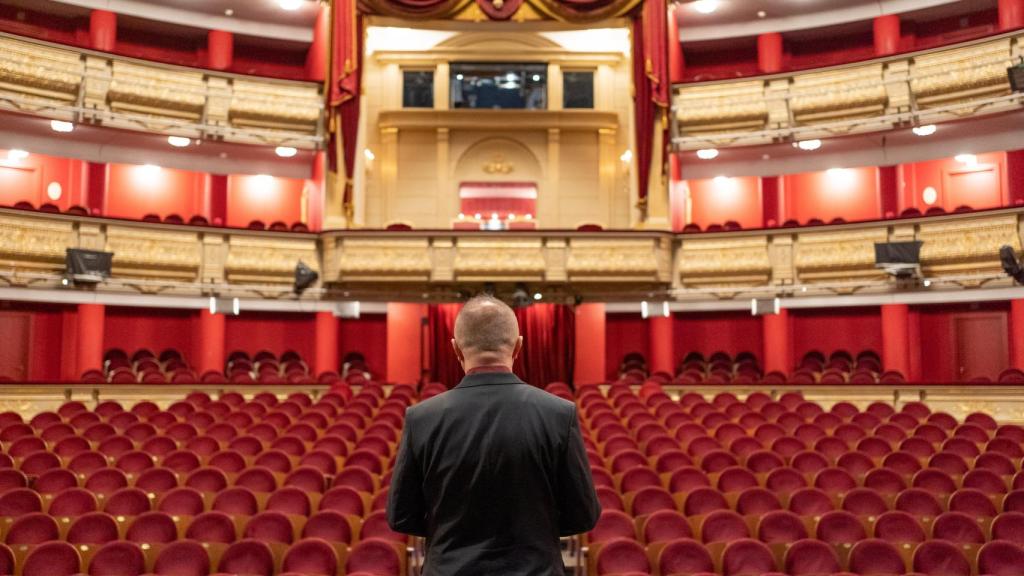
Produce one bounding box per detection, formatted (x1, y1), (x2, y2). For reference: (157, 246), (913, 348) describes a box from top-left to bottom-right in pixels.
(387, 371), (600, 576)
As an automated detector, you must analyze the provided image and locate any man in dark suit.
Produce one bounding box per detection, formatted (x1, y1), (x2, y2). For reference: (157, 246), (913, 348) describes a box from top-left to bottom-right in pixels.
(387, 295), (601, 575)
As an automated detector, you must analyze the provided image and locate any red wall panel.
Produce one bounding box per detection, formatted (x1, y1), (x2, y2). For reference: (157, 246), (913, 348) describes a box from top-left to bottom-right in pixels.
(106, 164), (207, 220)
(0, 302), (68, 382)
(791, 307), (883, 362)
(899, 152), (1008, 212)
(339, 314), (388, 378)
(918, 302), (1010, 382)
(673, 312), (763, 362)
(224, 312), (317, 362)
(227, 174), (307, 228)
(103, 307), (196, 360)
(606, 313), (649, 380)
(0, 150), (85, 210)
(782, 167), (880, 223)
(687, 176), (762, 229)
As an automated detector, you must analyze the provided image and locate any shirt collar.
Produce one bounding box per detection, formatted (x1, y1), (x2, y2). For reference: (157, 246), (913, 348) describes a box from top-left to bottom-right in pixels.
(465, 365), (513, 375)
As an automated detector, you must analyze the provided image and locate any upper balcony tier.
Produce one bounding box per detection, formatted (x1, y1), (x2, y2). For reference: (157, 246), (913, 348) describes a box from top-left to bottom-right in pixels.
(0, 33), (324, 150)
(672, 31), (1024, 152)
(2, 203), (1022, 307)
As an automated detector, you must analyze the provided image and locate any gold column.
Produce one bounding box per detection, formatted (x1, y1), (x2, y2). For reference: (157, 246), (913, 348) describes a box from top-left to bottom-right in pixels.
(435, 62), (450, 110)
(380, 126), (399, 224)
(437, 128), (452, 226)
(598, 127), (617, 228)
(547, 63), (562, 111)
(543, 127), (561, 226)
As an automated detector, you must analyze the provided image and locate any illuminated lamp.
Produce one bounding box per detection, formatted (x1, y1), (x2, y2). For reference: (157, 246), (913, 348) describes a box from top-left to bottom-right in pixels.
(50, 120), (74, 133)
(696, 148), (719, 160)
(47, 182), (63, 201)
(533, 293), (543, 301)
(620, 150), (633, 163)
(954, 154), (978, 166)
(922, 187), (937, 205)
(279, 0), (304, 10)
(275, 146), (298, 158)
(167, 136), (191, 148)
(524, 214), (533, 220)
(795, 139), (822, 151)
(7, 149), (28, 161)
(912, 124), (936, 137)
(693, 0), (719, 14)
(140, 164), (161, 177)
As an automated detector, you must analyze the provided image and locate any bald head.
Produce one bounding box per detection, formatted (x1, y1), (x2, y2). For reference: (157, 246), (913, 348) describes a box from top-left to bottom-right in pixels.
(452, 295), (522, 370)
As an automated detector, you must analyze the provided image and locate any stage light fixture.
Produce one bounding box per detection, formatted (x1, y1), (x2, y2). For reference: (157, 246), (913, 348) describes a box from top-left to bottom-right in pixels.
(795, 139), (821, 151)
(696, 148), (719, 160)
(50, 120), (74, 133)
(167, 136), (191, 148)
(275, 146), (298, 158)
(294, 260), (319, 294)
(912, 124), (936, 136)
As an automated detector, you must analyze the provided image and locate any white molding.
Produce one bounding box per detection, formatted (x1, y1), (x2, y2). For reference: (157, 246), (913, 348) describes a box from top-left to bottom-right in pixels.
(49, 0), (314, 43)
(678, 0), (963, 43)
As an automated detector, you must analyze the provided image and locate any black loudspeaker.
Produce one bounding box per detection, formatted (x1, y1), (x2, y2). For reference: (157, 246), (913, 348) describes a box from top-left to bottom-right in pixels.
(66, 249), (113, 283)
(294, 261), (319, 294)
(1001, 245), (1024, 284)
(874, 241), (923, 277)
(751, 298), (780, 316)
(1008, 64), (1024, 93)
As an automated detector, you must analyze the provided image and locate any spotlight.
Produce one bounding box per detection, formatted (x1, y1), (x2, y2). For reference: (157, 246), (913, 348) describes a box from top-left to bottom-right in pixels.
(693, 0), (719, 14)
(50, 120), (74, 133)
(7, 149), (28, 161)
(696, 148), (719, 160)
(1000, 245), (1024, 284)
(795, 139), (822, 151)
(912, 124), (937, 137)
(294, 260), (319, 294)
(275, 146), (298, 158)
(167, 136), (191, 148)
(279, 0), (304, 10)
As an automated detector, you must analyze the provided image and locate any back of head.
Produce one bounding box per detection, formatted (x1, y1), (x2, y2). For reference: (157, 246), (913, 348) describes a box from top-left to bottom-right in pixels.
(454, 295), (520, 360)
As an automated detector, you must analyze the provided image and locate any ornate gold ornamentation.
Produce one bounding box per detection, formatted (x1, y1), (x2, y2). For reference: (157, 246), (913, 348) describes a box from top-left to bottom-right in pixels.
(225, 236), (319, 283)
(789, 64), (888, 124)
(453, 239), (546, 279)
(910, 40), (1012, 107)
(0, 37), (82, 102)
(482, 154), (515, 175)
(230, 79), (322, 133)
(104, 226), (201, 279)
(567, 239), (660, 280)
(675, 81), (768, 134)
(0, 214), (74, 270)
(337, 239), (432, 280)
(795, 227), (889, 282)
(918, 214), (1021, 276)
(108, 61), (206, 120)
(678, 236), (772, 286)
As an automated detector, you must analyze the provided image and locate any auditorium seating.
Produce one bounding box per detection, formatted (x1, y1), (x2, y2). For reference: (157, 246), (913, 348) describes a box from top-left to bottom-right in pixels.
(81, 348), (373, 385)
(576, 382), (1024, 575)
(0, 385), (411, 575)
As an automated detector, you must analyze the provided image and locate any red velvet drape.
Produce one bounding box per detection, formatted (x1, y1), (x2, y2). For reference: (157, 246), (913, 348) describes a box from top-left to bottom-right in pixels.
(329, 0), (362, 219)
(428, 303), (465, 387)
(513, 304), (575, 388)
(631, 0), (668, 209)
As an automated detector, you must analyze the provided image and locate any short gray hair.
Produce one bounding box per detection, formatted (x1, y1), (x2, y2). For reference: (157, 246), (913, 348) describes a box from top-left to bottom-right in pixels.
(454, 295), (520, 353)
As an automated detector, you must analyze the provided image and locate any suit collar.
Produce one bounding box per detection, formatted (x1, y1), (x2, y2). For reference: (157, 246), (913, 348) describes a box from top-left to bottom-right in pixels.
(455, 371), (526, 389)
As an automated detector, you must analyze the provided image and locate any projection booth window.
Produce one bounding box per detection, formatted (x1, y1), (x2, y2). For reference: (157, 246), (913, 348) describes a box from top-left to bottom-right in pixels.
(402, 70), (434, 108)
(563, 70), (594, 109)
(450, 63), (547, 110)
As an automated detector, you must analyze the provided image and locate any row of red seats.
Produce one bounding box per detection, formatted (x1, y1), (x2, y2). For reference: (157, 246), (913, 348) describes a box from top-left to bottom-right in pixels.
(678, 205), (977, 235)
(3, 201), (311, 233)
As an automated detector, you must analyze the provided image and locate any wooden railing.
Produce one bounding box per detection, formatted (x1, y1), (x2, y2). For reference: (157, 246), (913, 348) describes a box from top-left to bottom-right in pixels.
(672, 32), (1024, 150)
(0, 33), (324, 149)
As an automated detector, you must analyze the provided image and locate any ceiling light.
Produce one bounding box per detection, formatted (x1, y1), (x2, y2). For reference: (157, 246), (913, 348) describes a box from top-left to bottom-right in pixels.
(474, 213), (482, 219)
(796, 139), (822, 151)
(456, 74), (464, 80)
(140, 164), (161, 176)
(533, 293), (543, 301)
(912, 124), (937, 137)
(167, 136), (191, 148)
(279, 0), (304, 10)
(923, 279), (932, 287)
(693, 0), (719, 14)
(955, 153), (977, 166)
(50, 120), (74, 133)
(696, 148), (719, 160)
(524, 214), (533, 220)
(531, 74), (541, 81)
(757, 10), (766, 18)
(713, 175), (730, 184)
(7, 149), (29, 161)
(275, 146), (298, 158)
(224, 8), (234, 16)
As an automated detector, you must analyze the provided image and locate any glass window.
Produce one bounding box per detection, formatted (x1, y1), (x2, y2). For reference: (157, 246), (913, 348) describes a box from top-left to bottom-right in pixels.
(450, 63), (547, 110)
(403, 70), (434, 108)
(563, 71), (594, 109)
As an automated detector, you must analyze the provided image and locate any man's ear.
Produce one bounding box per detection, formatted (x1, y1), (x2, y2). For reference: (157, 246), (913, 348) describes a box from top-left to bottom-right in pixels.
(451, 338), (465, 363)
(512, 335), (524, 359)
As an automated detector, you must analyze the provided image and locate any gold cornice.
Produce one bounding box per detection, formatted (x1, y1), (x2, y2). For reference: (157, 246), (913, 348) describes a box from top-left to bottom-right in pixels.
(378, 108), (618, 131)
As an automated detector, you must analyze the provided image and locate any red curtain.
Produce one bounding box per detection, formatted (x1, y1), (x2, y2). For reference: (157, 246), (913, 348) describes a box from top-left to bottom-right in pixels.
(357, 0), (639, 21)
(428, 303), (465, 387)
(513, 304), (575, 387)
(329, 0), (363, 220)
(631, 0), (668, 210)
